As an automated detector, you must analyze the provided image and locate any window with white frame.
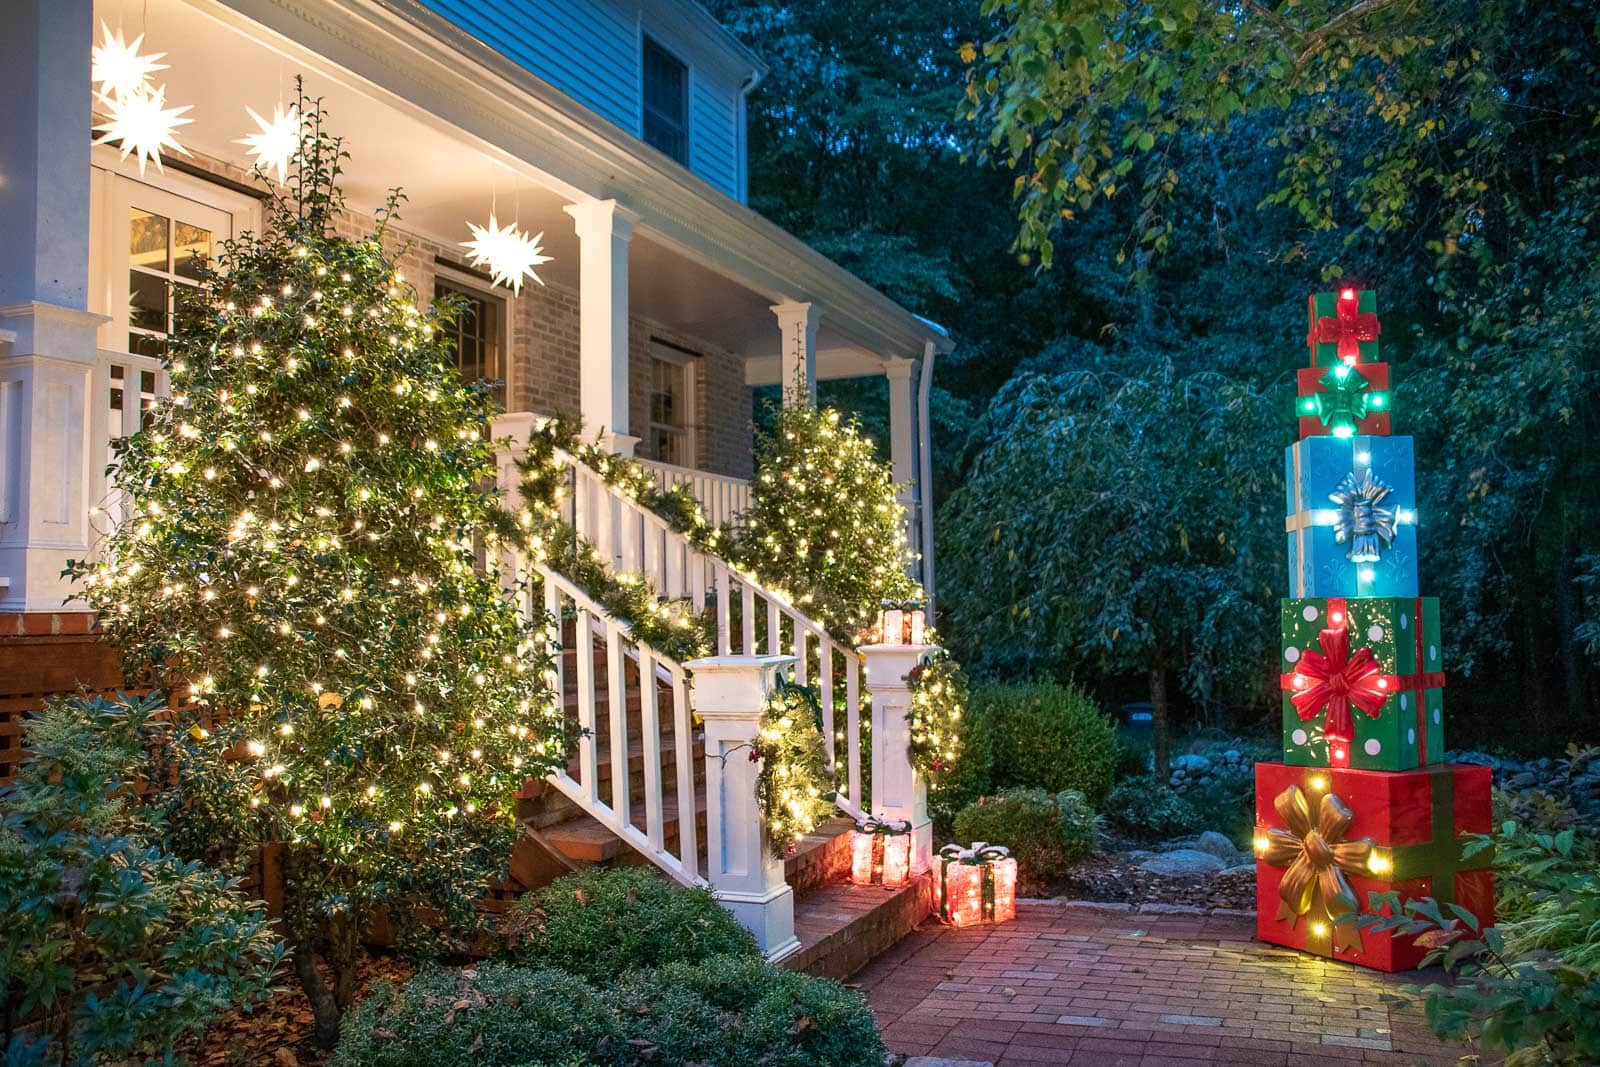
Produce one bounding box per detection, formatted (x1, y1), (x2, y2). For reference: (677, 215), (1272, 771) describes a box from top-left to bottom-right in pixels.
(642, 36), (689, 165)
(648, 345), (696, 467)
(434, 272), (508, 407)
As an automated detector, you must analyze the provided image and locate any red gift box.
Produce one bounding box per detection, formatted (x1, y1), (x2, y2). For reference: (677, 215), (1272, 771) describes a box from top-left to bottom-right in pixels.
(1254, 761), (1494, 972)
(1295, 364), (1392, 439)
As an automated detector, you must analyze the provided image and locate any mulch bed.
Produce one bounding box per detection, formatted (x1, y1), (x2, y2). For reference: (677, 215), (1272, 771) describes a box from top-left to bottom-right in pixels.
(1046, 850), (1257, 910)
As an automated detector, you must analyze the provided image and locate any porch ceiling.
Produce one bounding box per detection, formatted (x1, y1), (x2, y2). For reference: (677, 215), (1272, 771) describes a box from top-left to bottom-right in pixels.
(93, 0), (915, 370)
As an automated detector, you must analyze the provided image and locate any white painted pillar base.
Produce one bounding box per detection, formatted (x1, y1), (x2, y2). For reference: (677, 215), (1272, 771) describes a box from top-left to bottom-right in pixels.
(564, 200), (638, 453)
(770, 301), (819, 405)
(860, 643), (939, 874)
(687, 654), (802, 961)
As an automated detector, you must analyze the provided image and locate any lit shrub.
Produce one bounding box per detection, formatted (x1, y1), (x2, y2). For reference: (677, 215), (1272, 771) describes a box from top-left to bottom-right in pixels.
(952, 787), (1098, 894)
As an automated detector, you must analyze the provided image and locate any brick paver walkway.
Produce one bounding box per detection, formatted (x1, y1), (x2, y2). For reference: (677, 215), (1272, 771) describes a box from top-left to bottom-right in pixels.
(857, 901), (1472, 1065)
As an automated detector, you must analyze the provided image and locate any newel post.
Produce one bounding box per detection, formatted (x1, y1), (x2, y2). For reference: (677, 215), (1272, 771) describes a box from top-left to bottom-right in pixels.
(860, 643), (938, 874)
(686, 654), (801, 962)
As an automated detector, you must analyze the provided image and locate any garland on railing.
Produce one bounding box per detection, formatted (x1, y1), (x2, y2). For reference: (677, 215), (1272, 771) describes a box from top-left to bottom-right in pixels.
(751, 678), (836, 857)
(906, 649), (969, 793)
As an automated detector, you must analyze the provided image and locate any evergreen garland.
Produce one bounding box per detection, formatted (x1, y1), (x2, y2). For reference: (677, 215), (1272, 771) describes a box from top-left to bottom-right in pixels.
(906, 650), (969, 794)
(751, 679), (836, 857)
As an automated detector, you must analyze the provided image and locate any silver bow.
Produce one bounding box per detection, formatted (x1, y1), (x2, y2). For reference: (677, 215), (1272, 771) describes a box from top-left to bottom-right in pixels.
(856, 815), (913, 835)
(939, 841), (1011, 864)
(1329, 468), (1397, 562)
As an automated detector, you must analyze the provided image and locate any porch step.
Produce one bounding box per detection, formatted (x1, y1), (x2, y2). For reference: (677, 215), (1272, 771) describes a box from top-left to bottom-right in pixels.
(783, 816), (856, 894)
(538, 791), (709, 865)
(783, 871), (937, 981)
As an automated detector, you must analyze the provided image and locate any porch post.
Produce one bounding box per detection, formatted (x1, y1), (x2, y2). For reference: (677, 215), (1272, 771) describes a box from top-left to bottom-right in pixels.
(884, 358), (919, 570)
(0, 0), (106, 613)
(770, 301), (818, 405)
(686, 653), (802, 962)
(563, 199), (639, 455)
(860, 643), (937, 874)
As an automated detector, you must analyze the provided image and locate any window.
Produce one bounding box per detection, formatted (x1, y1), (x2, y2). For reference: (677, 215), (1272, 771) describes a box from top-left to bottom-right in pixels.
(126, 203), (218, 356)
(435, 278), (506, 407)
(648, 351), (695, 466)
(642, 37), (689, 165)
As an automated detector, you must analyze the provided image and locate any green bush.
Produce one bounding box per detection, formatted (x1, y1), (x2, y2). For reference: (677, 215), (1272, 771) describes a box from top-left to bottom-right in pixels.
(952, 787), (1098, 894)
(332, 963), (623, 1066)
(503, 867), (758, 980)
(975, 682), (1117, 804)
(334, 956), (884, 1067)
(1103, 776), (1204, 842)
(929, 691), (995, 839)
(1112, 731), (1152, 782)
(0, 694), (283, 1065)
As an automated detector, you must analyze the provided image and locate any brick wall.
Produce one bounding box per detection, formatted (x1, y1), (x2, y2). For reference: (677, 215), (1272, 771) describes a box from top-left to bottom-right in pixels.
(0, 612), (127, 784)
(628, 317), (754, 479)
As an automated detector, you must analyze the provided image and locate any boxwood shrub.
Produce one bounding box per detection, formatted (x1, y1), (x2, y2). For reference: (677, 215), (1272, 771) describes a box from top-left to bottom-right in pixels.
(974, 682), (1118, 804)
(502, 866), (758, 980)
(952, 787), (1099, 894)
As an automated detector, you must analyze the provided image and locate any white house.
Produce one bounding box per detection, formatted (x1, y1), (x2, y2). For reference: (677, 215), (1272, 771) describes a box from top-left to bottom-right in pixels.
(0, 0), (951, 971)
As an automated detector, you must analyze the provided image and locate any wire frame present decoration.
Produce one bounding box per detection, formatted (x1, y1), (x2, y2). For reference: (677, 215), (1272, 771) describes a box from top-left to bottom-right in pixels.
(875, 599), (926, 645)
(851, 816), (913, 887)
(938, 842), (1017, 927)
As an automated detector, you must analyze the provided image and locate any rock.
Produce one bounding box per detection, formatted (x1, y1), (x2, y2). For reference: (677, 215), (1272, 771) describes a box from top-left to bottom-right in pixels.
(1137, 849), (1225, 877)
(1507, 771), (1537, 789)
(1195, 831), (1242, 862)
(1221, 863), (1257, 876)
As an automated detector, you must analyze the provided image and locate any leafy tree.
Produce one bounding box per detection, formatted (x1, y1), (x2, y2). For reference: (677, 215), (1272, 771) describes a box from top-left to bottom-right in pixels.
(939, 366), (1280, 775)
(0, 693), (282, 1064)
(67, 99), (562, 1046)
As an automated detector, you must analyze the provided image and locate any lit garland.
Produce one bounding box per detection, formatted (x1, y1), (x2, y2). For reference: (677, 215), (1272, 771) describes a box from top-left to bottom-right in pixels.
(740, 402), (920, 642)
(750, 678), (836, 857)
(906, 649), (967, 792)
(67, 93), (564, 941)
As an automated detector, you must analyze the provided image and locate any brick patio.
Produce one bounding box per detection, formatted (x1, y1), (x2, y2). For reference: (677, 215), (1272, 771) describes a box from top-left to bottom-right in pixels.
(857, 900), (1472, 1066)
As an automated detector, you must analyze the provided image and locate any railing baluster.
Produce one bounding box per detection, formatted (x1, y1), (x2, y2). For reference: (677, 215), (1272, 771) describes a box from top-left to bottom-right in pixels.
(606, 619), (629, 825)
(845, 655), (861, 811)
(715, 566), (731, 655)
(639, 646), (664, 853)
(672, 668), (699, 880)
(767, 600), (781, 656)
(740, 583), (756, 656)
(576, 604), (598, 805)
(819, 642), (835, 766)
(794, 626), (808, 687)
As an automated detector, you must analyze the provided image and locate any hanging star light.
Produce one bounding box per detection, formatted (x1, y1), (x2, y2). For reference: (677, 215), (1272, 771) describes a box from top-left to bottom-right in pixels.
(92, 21), (168, 101)
(94, 82), (193, 176)
(238, 103), (301, 182)
(462, 214), (550, 295)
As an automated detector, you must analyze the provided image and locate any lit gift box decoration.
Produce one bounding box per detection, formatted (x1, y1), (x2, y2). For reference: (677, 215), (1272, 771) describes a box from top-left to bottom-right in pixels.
(937, 842), (1017, 927)
(1295, 363), (1391, 440)
(1306, 287), (1381, 367)
(850, 816), (913, 887)
(1285, 434), (1419, 598)
(875, 599), (927, 645)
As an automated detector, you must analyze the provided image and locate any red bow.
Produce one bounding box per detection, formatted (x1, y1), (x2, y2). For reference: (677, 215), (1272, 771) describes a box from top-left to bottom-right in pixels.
(1312, 291), (1381, 362)
(1289, 626), (1386, 745)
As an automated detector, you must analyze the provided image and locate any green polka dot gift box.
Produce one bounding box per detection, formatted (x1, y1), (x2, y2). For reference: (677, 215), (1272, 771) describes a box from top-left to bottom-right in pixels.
(1279, 596), (1445, 772)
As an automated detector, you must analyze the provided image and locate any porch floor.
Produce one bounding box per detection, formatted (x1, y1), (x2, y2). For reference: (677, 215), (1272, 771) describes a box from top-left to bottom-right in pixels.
(857, 901), (1471, 1066)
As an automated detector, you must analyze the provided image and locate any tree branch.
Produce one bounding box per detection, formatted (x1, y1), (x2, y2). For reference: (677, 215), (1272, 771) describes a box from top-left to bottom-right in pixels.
(1295, 0), (1412, 69)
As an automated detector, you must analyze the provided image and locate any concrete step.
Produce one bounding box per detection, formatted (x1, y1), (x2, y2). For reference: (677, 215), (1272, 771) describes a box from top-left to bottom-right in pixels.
(783, 871), (937, 981)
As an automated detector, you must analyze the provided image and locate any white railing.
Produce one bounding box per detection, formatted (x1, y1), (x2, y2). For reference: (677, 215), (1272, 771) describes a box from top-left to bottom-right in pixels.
(560, 453), (867, 820)
(634, 456), (752, 532)
(93, 350), (168, 533)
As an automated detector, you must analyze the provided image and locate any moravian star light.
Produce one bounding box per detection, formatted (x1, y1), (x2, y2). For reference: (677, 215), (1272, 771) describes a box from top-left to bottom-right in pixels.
(238, 103), (301, 182)
(92, 21), (167, 101)
(94, 83), (193, 176)
(462, 214), (551, 295)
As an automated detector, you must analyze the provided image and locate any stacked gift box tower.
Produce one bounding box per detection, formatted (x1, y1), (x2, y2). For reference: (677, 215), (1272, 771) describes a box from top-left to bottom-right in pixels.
(1253, 288), (1496, 973)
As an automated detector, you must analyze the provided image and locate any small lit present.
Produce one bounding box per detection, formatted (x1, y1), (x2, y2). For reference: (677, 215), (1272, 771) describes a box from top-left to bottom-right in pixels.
(875, 599), (927, 645)
(851, 816), (913, 887)
(937, 842), (1016, 927)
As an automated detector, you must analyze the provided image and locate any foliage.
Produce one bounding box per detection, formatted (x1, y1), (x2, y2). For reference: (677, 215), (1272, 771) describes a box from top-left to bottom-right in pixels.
(1352, 890), (1600, 1066)
(64, 95), (562, 1046)
(907, 651), (970, 794)
(502, 868), (757, 982)
(0, 693), (283, 1064)
(1487, 823), (1600, 969)
(926, 675), (995, 839)
(952, 787), (1098, 893)
(331, 963), (622, 1067)
(1102, 777), (1204, 843)
(739, 401), (919, 640)
(753, 679), (837, 856)
(334, 956), (884, 1067)
(974, 681), (1119, 806)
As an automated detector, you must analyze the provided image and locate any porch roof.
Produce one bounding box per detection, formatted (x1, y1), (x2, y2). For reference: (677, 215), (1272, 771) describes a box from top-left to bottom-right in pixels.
(94, 0), (950, 370)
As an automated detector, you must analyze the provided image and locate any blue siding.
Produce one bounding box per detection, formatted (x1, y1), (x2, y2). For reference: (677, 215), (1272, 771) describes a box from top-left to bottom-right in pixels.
(421, 0), (640, 137)
(421, 0), (746, 200)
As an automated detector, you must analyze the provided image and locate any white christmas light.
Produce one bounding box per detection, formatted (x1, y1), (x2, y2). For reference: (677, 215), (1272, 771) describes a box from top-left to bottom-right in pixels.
(238, 103), (300, 182)
(92, 21), (167, 101)
(94, 83), (192, 175)
(461, 213), (550, 294)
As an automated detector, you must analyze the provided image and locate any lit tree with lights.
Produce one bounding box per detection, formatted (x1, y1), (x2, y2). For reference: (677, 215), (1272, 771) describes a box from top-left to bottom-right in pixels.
(68, 98), (562, 1047)
(742, 400), (920, 639)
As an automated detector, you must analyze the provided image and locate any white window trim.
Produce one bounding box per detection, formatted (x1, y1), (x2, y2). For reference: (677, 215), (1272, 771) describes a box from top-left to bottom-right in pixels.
(647, 341), (698, 468)
(432, 262), (515, 406)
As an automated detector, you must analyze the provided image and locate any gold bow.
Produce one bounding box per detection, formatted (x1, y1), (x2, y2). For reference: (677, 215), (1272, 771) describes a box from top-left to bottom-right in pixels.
(1260, 785), (1375, 952)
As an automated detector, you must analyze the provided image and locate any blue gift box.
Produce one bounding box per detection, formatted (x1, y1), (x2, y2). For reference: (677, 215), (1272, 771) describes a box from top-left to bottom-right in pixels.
(1284, 436), (1419, 598)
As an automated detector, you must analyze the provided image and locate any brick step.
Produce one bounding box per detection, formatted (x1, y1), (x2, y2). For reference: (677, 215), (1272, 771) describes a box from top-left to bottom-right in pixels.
(782, 871), (937, 981)
(783, 816), (856, 895)
(521, 737), (707, 831)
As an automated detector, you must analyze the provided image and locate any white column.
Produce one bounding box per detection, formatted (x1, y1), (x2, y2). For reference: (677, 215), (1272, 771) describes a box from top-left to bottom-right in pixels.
(563, 200), (639, 455)
(884, 358), (921, 576)
(860, 643), (936, 874)
(686, 653), (802, 961)
(770, 301), (819, 405)
(0, 0), (106, 612)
